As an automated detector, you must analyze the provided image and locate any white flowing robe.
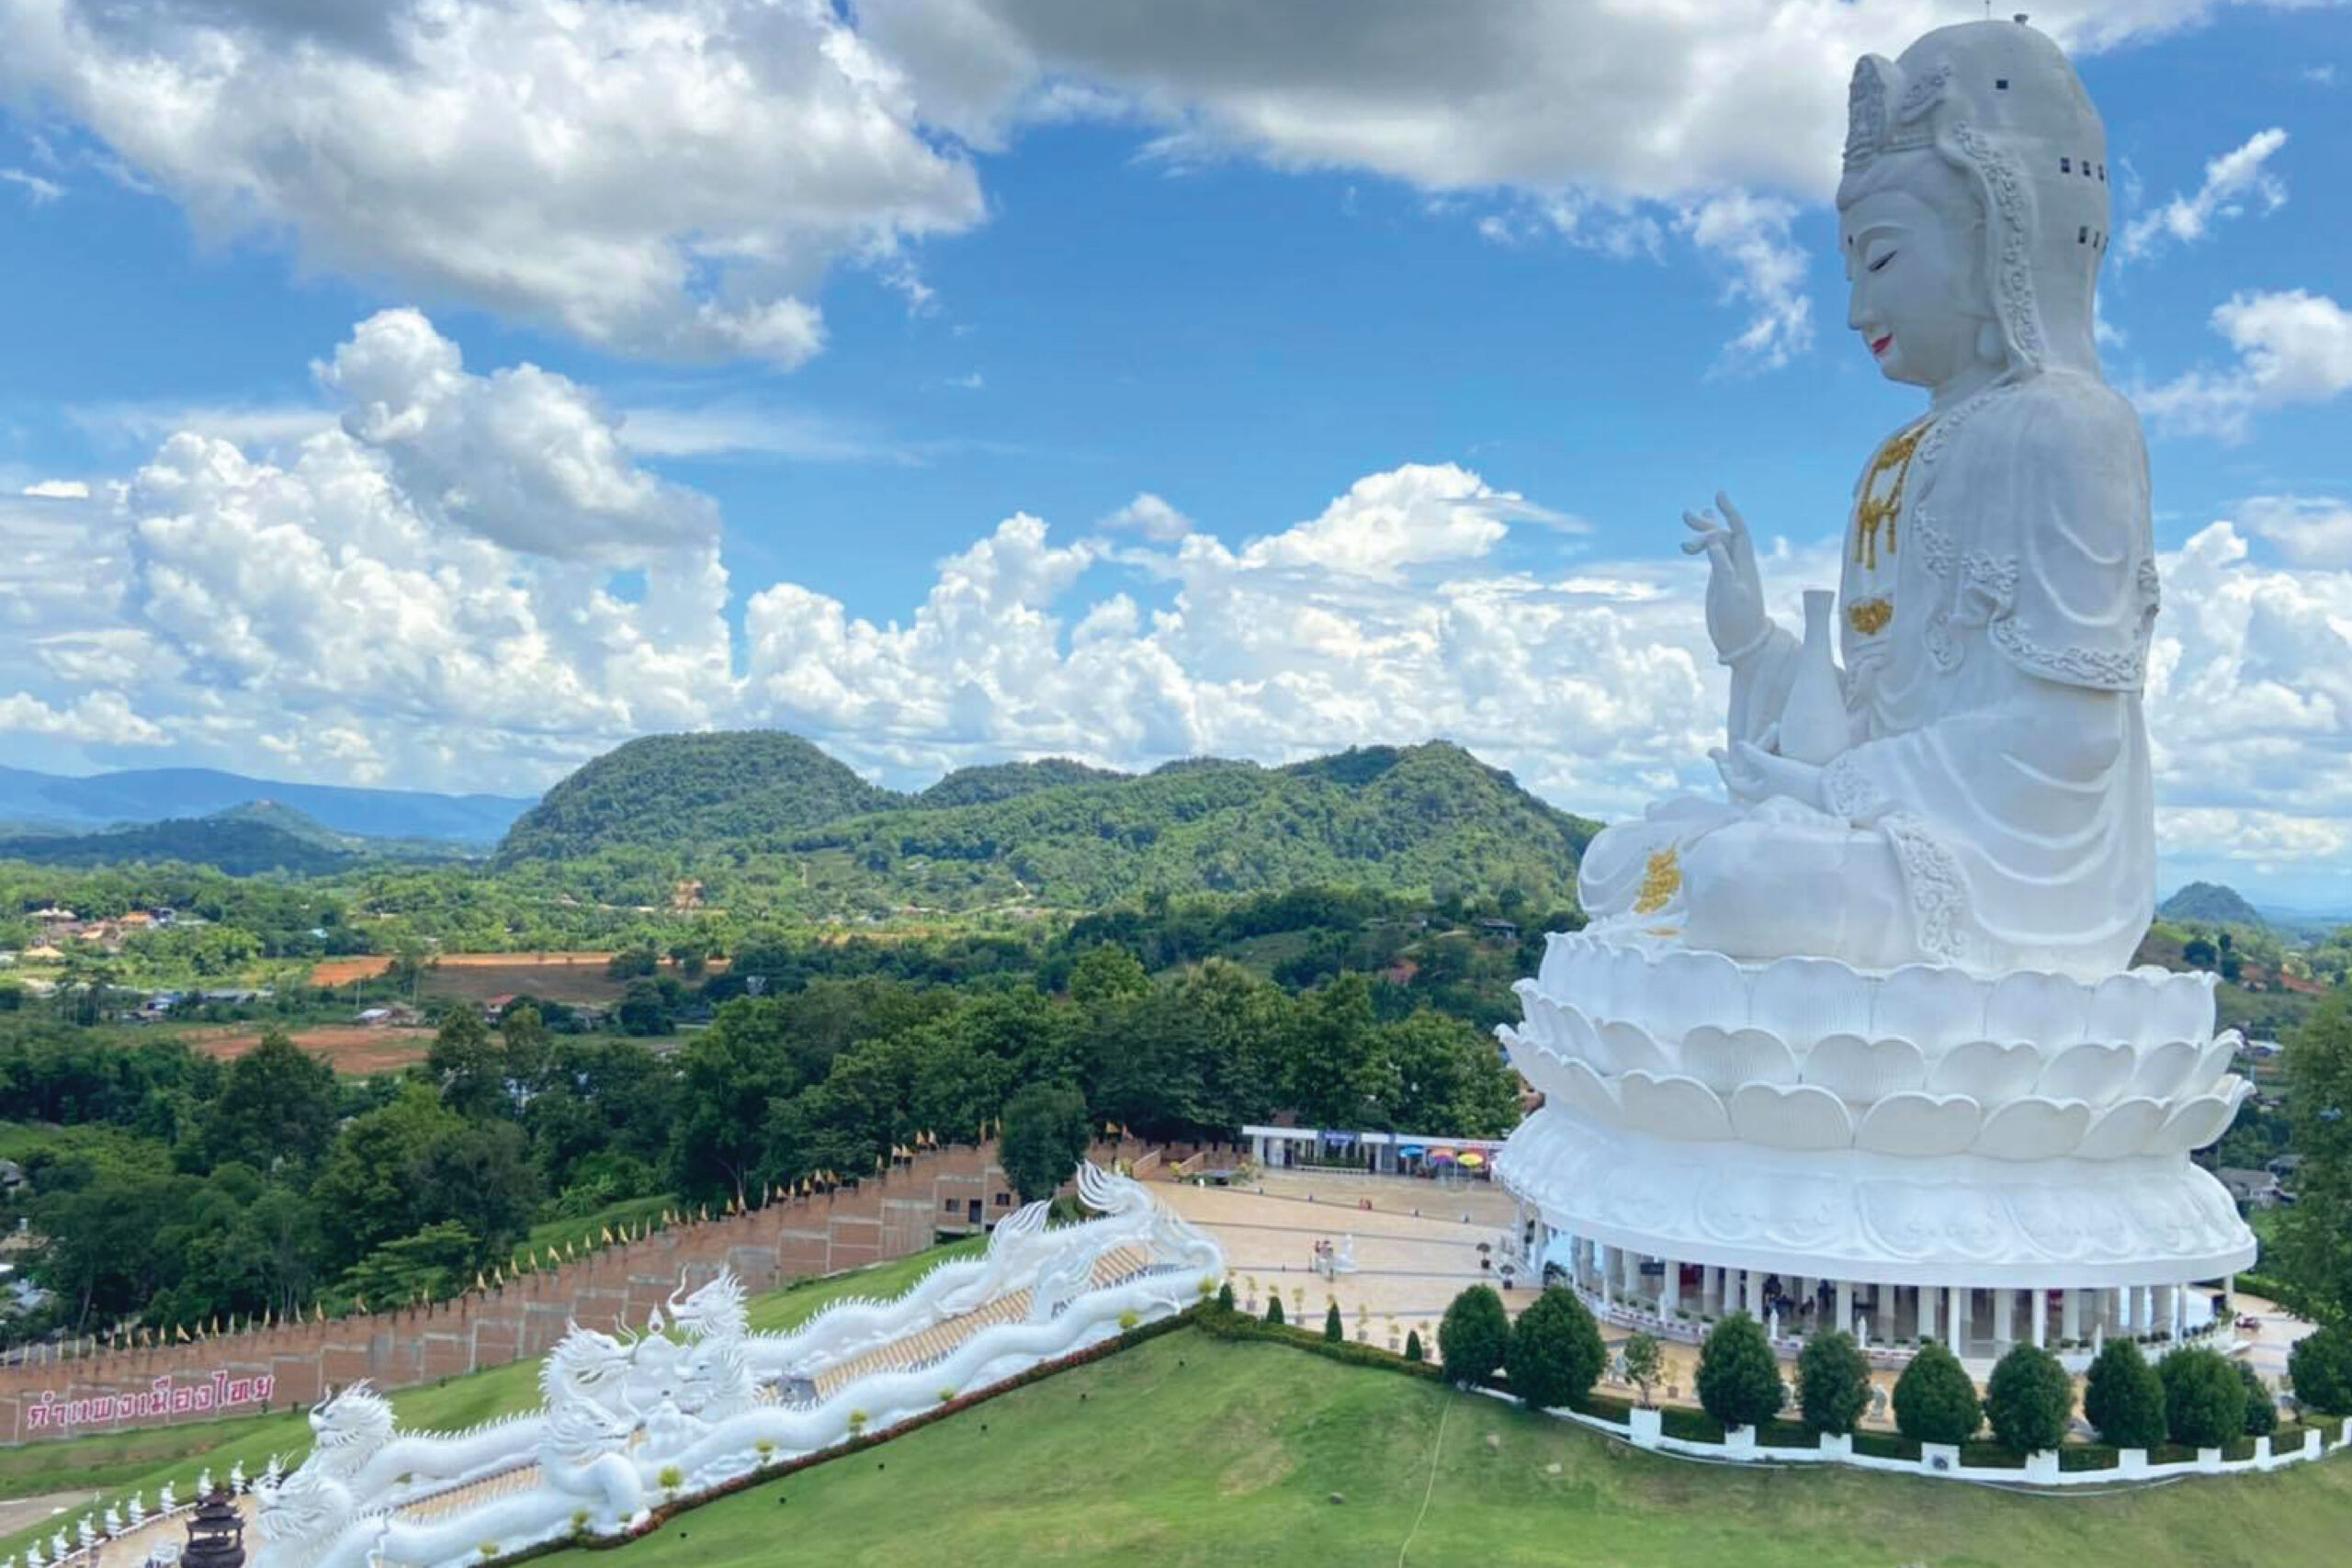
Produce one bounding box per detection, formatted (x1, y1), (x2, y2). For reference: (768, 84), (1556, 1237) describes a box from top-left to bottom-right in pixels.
(1580, 370), (2158, 980)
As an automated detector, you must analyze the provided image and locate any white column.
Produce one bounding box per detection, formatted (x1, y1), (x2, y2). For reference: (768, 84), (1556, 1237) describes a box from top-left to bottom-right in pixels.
(1622, 1247), (1643, 1303)
(1837, 1280), (1856, 1337)
(1875, 1283), (1894, 1342)
(1661, 1258), (1681, 1316)
(1745, 1268), (1764, 1318)
(2062, 1287), (2082, 1343)
(1919, 1283), (1939, 1343)
(1600, 1245), (1617, 1306)
(2117, 1285), (2136, 1334)
(1995, 1286), (2015, 1350)
(1702, 1265), (1722, 1315)
(2171, 1283), (2188, 1339)
(1946, 1286), (1966, 1356)
(2031, 1288), (2047, 1349)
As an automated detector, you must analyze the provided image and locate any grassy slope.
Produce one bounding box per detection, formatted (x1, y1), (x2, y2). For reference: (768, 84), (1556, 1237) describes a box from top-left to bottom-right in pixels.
(0, 1239), (985, 1541)
(562, 1334), (2352, 1568)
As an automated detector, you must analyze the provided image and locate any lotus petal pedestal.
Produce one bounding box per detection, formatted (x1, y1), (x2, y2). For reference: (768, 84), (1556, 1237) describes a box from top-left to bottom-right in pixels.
(1494, 933), (2257, 1366)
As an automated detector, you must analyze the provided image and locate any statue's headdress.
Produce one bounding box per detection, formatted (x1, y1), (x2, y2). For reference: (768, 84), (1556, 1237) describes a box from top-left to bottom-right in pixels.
(1838, 18), (2109, 378)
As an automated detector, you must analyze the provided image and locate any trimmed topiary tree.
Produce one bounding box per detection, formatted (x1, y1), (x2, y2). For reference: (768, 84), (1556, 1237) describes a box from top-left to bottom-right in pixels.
(2290, 1323), (2352, 1415)
(1265, 1295), (1284, 1327)
(1216, 1281), (1235, 1313)
(2158, 1346), (2248, 1449)
(1696, 1313), (1786, 1432)
(1505, 1286), (1605, 1411)
(2083, 1337), (2168, 1449)
(2236, 1360), (2278, 1437)
(1797, 1330), (1871, 1435)
(1405, 1329), (1425, 1363)
(1437, 1284), (1511, 1388)
(1984, 1343), (2074, 1453)
(1622, 1331), (1665, 1410)
(1893, 1340), (1982, 1445)
(1324, 1301), (1345, 1343)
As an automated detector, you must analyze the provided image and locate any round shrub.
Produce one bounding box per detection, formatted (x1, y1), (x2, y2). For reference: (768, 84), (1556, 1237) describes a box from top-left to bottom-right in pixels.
(2290, 1323), (2352, 1415)
(1797, 1329), (1871, 1436)
(2082, 1337), (2167, 1450)
(1696, 1313), (1786, 1431)
(1505, 1286), (1604, 1411)
(1893, 1340), (1982, 1445)
(2157, 1346), (2248, 1449)
(2236, 1360), (2278, 1437)
(1984, 1343), (2074, 1453)
(1437, 1284), (1511, 1388)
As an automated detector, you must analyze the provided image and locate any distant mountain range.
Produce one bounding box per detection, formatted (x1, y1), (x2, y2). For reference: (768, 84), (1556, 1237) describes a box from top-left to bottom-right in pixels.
(0, 764), (534, 844)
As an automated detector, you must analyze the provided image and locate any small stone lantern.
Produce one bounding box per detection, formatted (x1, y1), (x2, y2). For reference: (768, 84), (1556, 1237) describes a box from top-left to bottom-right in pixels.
(181, 1491), (244, 1568)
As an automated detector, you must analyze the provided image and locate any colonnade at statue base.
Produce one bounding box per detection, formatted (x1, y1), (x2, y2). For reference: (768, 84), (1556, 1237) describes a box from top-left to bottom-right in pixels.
(1535, 1227), (2230, 1371)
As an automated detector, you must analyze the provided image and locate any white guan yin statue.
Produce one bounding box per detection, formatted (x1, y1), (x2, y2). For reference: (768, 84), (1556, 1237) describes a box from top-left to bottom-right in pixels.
(1495, 18), (2253, 1366)
(1578, 25), (2152, 979)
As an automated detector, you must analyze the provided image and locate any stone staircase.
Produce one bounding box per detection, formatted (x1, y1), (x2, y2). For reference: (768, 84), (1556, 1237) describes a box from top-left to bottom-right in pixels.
(394, 1461), (541, 1526)
(361, 1242), (1167, 1532)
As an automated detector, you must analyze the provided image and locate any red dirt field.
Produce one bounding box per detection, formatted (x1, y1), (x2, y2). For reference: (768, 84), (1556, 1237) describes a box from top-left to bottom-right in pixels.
(310, 951), (654, 1006)
(182, 1023), (441, 1074)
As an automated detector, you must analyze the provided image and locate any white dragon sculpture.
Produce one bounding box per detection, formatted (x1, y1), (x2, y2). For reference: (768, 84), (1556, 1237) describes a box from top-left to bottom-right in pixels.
(250, 1163), (1220, 1568)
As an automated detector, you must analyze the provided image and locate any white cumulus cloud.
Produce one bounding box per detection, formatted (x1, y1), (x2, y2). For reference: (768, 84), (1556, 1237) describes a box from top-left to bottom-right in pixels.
(2120, 127), (2290, 261)
(0, 0), (985, 366)
(2136, 288), (2352, 439)
(0, 688), (167, 745)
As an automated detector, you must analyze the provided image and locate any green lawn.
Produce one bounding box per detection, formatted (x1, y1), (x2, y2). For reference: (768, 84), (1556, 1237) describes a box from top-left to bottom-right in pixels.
(522, 1192), (677, 1257)
(0, 1237), (985, 1549)
(560, 1333), (2352, 1568)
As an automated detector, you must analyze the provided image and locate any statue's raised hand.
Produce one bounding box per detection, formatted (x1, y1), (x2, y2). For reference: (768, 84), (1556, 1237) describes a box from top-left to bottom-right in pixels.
(1681, 491), (1770, 663)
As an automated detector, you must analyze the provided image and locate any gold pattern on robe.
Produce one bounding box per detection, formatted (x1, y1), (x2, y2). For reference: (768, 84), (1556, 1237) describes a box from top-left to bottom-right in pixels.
(1853, 420), (1929, 570)
(1846, 597), (1894, 636)
(1632, 848), (1682, 915)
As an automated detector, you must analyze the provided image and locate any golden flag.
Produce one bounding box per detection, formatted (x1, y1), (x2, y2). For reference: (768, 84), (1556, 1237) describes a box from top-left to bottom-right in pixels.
(175, 1323), (189, 1342)
(315, 1303), (325, 1323)
(601, 1224), (616, 1244)
(527, 1248), (539, 1269)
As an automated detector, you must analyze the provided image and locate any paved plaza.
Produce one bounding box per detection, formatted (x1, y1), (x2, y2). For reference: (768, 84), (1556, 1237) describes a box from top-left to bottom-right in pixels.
(1156, 1165), (2305, 1431)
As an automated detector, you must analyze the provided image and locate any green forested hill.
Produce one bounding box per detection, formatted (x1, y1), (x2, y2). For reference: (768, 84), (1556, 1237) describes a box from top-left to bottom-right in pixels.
(494, 733), (1599, 911)
(2160, 881), (2267, 928)
(917, 757), (1129, 807)
(0, 815), (358, 876)
(494, 731), (899, 864)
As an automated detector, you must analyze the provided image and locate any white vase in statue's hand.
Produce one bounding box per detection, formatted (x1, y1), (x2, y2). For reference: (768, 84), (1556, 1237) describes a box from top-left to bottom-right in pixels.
(1679, 491), (1771, 665)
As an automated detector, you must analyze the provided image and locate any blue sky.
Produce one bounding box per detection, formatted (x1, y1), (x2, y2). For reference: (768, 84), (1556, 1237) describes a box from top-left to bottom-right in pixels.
(1, 1), (2348, 905)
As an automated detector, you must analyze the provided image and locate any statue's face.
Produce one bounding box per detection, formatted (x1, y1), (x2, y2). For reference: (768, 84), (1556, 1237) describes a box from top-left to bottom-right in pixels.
(1839, 183), (1989, 390)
